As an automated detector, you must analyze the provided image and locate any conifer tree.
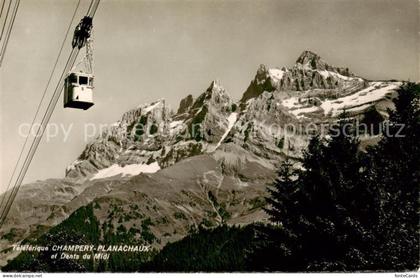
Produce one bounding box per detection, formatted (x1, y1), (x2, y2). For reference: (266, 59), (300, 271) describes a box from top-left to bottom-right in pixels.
(367, 82), (420, 270)
(264, 159), (298, 224)
(250, 83), (419, 271)
(250, 119), (375, 271)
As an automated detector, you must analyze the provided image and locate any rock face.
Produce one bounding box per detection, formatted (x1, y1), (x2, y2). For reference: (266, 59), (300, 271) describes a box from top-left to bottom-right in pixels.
(66, 81), (236, 179)
(0, 50), (403, 267)
(240, 51), (368, 106)
(176, 94), (194, 115)
(295, 50), (351, 75)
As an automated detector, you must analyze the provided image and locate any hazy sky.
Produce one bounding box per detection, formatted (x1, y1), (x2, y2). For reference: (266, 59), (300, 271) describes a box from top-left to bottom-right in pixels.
(0, 0), (419, 191)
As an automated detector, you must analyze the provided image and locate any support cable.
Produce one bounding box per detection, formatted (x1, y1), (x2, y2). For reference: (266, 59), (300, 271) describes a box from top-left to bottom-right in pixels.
(0, 0), (7, 21)
(0, 0), (81, 219)
(0, 0), (20, 66)
(0, 0), (11, 41)
(0, 0), (100, 229)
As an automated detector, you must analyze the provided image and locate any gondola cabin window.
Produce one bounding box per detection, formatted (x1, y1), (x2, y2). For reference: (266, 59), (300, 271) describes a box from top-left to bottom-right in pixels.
(79, 76), (88, 85)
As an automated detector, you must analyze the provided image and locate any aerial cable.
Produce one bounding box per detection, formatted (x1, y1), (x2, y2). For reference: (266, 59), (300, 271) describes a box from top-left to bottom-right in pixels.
(0, 0), (100, 228)
(0, 0), (6, 20)
(86, 0), (100, 17)
(0, 0), (11, 41)
(0, 0), (99, 227)
(0, 0), (81, 222)
(86, 0), (93, 15)
(0, 0), (20, 66)
(0, 50), (80, 228)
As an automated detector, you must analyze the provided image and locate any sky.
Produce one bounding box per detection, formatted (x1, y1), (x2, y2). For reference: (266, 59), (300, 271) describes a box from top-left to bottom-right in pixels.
(0, 0), (419, 191)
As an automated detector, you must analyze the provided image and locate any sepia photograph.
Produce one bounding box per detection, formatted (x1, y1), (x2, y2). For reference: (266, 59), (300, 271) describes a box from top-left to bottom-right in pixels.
(0, 0), (418, 276)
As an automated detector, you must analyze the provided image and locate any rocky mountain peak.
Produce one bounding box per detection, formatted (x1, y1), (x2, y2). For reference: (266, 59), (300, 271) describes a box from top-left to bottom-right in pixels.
(240, 50), (366, 106)
(295, 50), (327, 70)
(294, 50), (355, 78)
(255, 64), (270, 83)
(207, 80), (224, 92)
(176, 94), (194, 115)
(190, 81), (231, 110)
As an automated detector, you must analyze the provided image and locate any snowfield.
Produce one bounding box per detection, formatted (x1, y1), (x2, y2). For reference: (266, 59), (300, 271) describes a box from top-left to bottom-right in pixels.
(138, 99), (163, 112)
(291, 106), (320, 119)
(282, 97), (303, 109)
(90, 162), (161, 180)
(320, 82), (400, 116)
(281, 97), (321, 119)
(169, 120), (183, 128)
(281, 82), (400, 118)
(317, 70), (353, 81)
(268, 68), (285, 80)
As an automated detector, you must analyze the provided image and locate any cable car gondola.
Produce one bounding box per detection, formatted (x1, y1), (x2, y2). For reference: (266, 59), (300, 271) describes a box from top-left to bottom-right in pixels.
(64, 16), (95, 110)
(64, 71), (94, 110)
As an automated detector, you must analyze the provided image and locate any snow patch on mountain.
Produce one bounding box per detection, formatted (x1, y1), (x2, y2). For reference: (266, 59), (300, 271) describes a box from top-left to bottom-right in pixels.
(268, 68), (284, 80)
(142, 100), (163, 113)
(170, 120), (183, 128)
(291, 106), (320, 119)
(280, 81), (400, 119)
(321, 82), (400, 116)
(318, 70), (351, 81)
(66, 159), (83, 172)
(282, 97), (302, 109)
(210, 112), (238, 151)
(90, 162), (161, 180)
